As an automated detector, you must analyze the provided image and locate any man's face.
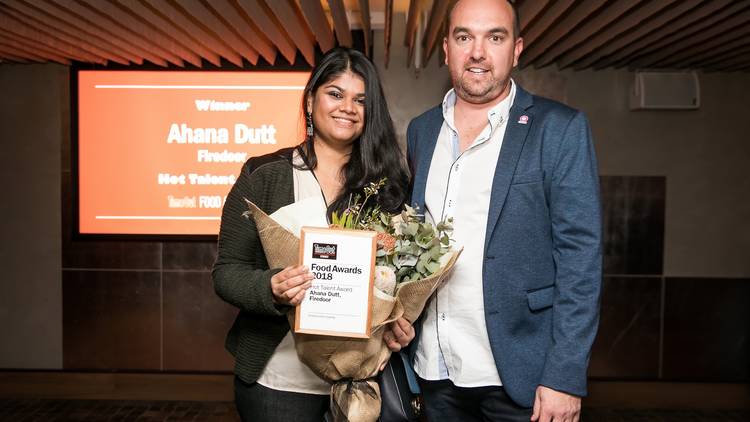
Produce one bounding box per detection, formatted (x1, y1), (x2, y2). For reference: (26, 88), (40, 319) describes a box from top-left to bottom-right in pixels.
(444, 0), (523, 105)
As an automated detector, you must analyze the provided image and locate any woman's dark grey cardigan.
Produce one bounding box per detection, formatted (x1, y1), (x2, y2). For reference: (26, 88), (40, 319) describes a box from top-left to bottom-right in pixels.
(212, 147), (297, 384)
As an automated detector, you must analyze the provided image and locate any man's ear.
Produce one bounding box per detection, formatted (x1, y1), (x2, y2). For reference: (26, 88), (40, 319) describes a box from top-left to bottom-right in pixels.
(443, 37), (449, 66)
(513, 37), (524, 67)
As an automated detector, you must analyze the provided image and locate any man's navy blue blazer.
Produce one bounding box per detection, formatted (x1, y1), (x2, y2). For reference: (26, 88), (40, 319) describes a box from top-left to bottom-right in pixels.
(406, 84), (603, 408)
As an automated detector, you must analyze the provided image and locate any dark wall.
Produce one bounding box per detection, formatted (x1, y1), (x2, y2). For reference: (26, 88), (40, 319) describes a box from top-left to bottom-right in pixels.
(594, 176), (749, 381)
(0, 64), (63, 369)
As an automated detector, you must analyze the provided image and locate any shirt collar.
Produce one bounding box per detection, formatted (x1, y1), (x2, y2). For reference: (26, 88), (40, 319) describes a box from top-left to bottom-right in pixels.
(441, 79), (516, 133)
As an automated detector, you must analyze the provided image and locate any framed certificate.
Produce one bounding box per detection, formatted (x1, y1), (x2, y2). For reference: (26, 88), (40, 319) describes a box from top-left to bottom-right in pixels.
(295, 227), (376, 338)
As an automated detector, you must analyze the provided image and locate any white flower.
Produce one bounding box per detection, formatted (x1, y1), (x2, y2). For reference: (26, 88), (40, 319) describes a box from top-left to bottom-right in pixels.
(390, 214), (405, 235)
(373, 265), (397, 296)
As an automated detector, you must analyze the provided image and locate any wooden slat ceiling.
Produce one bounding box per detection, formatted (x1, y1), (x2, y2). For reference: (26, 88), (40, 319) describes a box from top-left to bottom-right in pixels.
(0, 0), (748, 72)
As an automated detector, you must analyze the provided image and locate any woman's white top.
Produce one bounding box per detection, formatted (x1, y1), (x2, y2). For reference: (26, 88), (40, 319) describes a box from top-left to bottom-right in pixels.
(256, 149), (331, 395)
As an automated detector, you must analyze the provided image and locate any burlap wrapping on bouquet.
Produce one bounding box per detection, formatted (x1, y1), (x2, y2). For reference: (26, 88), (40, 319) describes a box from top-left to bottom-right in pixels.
(245, 200), (460, 422)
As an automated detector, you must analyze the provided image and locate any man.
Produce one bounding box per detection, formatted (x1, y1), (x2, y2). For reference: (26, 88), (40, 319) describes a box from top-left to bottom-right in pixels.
(406, 0), (602, 421)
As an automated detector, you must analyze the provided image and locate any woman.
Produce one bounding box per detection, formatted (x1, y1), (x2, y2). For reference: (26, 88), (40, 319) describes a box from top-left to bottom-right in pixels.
(213, 47), (414, 422)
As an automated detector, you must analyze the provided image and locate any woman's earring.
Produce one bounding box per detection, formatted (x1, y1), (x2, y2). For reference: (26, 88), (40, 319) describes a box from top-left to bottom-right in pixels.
(306, 112), (314, 138)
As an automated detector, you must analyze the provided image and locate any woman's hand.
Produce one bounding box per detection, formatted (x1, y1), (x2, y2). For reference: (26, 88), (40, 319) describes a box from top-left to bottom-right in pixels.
(271, 265), (314, 306)
(383, 318), (415, 352)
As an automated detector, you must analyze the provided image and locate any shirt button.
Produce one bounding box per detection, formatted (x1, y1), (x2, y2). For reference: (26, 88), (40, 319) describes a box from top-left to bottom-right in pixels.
(440, 313), (446, 321)
(454, 164), (460, 171)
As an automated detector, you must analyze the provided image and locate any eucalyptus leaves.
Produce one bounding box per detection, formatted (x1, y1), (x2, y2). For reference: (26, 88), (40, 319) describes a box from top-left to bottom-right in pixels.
(329, 178), (454, 293)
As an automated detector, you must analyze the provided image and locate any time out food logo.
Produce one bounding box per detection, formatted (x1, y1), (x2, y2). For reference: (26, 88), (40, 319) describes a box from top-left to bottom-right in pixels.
(312, 243), (337, 260)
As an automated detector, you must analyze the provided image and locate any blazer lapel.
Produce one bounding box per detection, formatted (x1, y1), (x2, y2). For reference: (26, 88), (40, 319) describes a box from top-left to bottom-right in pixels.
(484, 88), (534, 252)
(411, 109), (443, 213)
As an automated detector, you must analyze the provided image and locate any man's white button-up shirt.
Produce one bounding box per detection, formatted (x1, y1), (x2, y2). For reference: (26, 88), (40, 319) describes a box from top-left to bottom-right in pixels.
(413, 81), (516, 387)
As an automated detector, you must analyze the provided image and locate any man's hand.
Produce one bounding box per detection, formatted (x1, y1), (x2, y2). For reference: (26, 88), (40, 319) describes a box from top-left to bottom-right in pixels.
(382, 317), (415, 352)
(531, 385), (581, 422)
(379, 318), (415, 370)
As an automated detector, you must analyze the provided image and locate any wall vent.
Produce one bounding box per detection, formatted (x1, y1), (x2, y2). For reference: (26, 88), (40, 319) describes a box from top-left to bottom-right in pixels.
(630, 71), (700, 110)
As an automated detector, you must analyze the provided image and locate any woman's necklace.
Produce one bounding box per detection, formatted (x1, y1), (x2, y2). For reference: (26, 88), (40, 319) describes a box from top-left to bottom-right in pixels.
(297, 146), (341, 224)
(312, 167), (342, 206)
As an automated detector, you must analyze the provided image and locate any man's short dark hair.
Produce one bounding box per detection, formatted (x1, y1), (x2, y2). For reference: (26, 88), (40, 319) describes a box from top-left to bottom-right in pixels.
(445, 0), (521, 40)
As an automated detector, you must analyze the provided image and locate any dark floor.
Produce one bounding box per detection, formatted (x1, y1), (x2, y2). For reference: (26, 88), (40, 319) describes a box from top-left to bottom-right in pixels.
(0, 400), (748, 421)
(582, 408), (750, 421)
(0, 400), (239, 422)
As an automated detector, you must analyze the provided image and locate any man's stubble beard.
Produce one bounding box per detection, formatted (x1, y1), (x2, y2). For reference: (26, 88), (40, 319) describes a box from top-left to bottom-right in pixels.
(454, 73), (507, 105)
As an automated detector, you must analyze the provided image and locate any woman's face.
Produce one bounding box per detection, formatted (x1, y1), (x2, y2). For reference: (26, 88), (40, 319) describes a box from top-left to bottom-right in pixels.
(308, 70), (366, 149)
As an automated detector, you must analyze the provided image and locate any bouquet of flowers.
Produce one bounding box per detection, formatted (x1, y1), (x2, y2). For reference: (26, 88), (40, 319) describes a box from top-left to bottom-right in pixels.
(244, 179), (460, 422)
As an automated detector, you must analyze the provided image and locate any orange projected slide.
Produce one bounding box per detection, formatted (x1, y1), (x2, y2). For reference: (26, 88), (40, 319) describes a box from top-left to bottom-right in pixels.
(77, 70), (309, 235)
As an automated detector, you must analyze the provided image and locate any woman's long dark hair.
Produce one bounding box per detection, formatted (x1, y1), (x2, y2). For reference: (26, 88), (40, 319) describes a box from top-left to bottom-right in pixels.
(297, 47), (409, 218)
